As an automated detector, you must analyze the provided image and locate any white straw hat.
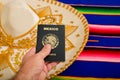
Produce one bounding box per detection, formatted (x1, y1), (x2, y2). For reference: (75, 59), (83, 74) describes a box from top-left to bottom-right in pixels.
(0, 0), (89, 80)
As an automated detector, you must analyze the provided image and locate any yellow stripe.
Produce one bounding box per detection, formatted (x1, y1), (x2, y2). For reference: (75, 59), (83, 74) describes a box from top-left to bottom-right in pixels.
(52, 76), (120, 80)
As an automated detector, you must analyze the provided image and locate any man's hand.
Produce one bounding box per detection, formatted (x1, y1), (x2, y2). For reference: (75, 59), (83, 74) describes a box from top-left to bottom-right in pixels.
(14, 44), (57, 80)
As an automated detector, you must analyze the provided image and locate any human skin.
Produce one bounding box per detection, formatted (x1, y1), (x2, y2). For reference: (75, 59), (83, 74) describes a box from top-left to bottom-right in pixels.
(13, 44), (57, 80)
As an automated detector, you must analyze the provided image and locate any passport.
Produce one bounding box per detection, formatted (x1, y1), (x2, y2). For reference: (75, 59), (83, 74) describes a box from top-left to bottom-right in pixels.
(36, 25), (65, 62)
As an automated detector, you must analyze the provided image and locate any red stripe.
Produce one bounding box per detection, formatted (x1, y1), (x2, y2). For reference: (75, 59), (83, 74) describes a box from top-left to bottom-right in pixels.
(77, 49), (120, 62)
(89, 24), (120, 35)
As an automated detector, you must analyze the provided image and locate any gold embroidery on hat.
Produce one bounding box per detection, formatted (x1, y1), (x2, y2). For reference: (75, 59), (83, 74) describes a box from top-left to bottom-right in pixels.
(0, 47), (14, 71)
(17, 38), (35, 49)
(35, 6), (52, 17)
(65, 38), (75, 51)
(0, 5), (78, 74)
(0, 74), (3, 77)
(65, 25), (78, 37)
(9, 52), (25, 72)
(0, 24), (36, 72)
(70, 21), (74, 24)
(0, 53), (9, 71)
(39, 15), (62, 24)
(54, 10), (58, 13)
(76, 34), (80, 37)
(8, 50), (26, 72)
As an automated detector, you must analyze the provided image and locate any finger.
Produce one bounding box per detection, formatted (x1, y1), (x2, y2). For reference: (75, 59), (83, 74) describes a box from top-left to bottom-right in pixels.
(23, 47), (36, 62)
(39, 71), (47, 80)
(43, 64), (48, 74)
(45, 62), (49, 65)
(46, 62), (59, 65)
(47, 62), (58, 71)
(37, 44), (51, 59)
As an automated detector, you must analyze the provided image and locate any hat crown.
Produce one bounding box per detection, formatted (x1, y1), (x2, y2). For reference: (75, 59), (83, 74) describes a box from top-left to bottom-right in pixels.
(1, 0), (39, 37)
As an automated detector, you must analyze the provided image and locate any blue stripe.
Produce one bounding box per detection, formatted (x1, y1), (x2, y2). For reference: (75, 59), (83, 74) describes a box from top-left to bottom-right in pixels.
(84, 14), (120, 25)
(86, 35), (120, 49)
(60, 60), (120, 78)
(58, 0), (120, 7)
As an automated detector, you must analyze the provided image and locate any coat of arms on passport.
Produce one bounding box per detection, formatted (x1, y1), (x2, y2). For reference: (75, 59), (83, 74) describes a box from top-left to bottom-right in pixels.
(36, 25), (65, 62)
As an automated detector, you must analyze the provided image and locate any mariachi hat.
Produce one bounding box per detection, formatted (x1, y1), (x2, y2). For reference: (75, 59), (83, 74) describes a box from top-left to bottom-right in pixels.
(0, 0), (89, 79)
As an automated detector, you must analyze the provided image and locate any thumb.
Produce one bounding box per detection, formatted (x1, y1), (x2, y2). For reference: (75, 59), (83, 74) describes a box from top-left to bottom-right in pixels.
(37, 44), (51, 59)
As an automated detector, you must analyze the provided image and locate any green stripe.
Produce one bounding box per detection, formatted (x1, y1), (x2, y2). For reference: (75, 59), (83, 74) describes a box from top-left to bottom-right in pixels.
(74, 6), (120, 15)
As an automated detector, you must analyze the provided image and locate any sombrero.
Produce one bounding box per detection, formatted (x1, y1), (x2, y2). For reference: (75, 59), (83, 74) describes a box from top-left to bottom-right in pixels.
(0, 0), (89, 80)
